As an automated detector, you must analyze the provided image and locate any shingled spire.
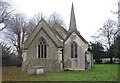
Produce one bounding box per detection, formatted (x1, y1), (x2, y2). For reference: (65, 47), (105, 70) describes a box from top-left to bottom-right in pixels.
(68, 3), (77, 33)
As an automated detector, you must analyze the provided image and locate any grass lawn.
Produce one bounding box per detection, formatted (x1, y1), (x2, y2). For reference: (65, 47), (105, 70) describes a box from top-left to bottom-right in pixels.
(2, 64), (119, 81)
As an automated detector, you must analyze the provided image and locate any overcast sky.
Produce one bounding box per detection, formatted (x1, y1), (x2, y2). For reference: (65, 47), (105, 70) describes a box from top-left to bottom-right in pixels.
(10, 0), (118, 42)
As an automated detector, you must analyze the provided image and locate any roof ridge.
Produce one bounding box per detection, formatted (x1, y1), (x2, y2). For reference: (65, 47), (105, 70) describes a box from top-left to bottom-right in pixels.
(53, 23), (70, 35)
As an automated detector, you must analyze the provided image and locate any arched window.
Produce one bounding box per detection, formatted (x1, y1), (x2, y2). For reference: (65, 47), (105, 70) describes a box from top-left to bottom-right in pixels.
(38, 37), (47, 58)
(71, 42), (77, 58)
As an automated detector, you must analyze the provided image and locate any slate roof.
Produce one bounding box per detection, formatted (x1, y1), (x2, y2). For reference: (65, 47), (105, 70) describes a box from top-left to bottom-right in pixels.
(52, 23), (69, 40)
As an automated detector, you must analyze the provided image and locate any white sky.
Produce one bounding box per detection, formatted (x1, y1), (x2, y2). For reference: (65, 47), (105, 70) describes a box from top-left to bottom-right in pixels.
(11, 0), (117, 42)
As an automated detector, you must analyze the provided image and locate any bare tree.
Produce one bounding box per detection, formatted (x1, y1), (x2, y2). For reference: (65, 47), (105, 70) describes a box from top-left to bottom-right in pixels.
(0, 0), (12, 31)
(5, 14), (29, 65)
(91, 19), (119, 63)
(47, 12), (65, 27)
(95, 19), (118, 50)
(27, 12), (65, 33)
(29, 13), (44, 26)
(26, 13), (44, 36)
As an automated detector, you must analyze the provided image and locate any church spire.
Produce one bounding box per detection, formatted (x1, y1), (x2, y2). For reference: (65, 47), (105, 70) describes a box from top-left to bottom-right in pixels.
(68, 2), (77, 33)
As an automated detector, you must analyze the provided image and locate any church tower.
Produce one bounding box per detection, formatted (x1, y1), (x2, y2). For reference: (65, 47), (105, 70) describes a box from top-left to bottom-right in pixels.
(68, 3), (77, 33)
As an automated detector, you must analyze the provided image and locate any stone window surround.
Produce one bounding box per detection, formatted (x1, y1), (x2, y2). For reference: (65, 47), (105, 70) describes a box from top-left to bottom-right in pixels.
(37, 37), (47, 58)
(71, 41), (78, 58)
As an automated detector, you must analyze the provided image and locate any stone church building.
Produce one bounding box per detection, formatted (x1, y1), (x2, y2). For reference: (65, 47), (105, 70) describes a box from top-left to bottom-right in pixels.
(22, 3), (93, 73)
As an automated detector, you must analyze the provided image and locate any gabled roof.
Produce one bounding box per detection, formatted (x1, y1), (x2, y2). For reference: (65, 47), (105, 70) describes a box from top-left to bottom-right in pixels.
(24, 18), (63, 49)
(52, 23), (69, 40)
(64, 31), (88, 44)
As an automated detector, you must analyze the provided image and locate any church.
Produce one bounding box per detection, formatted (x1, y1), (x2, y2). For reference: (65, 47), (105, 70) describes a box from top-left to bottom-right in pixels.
(22, 3), (93, 73)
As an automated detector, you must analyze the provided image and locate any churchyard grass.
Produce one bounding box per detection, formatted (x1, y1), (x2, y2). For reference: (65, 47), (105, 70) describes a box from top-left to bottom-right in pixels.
(2, 64), (119, 81)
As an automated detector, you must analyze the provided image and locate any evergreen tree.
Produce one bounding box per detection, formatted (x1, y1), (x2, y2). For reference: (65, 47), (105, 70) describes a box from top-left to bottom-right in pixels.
(91, 42), (104, 63)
